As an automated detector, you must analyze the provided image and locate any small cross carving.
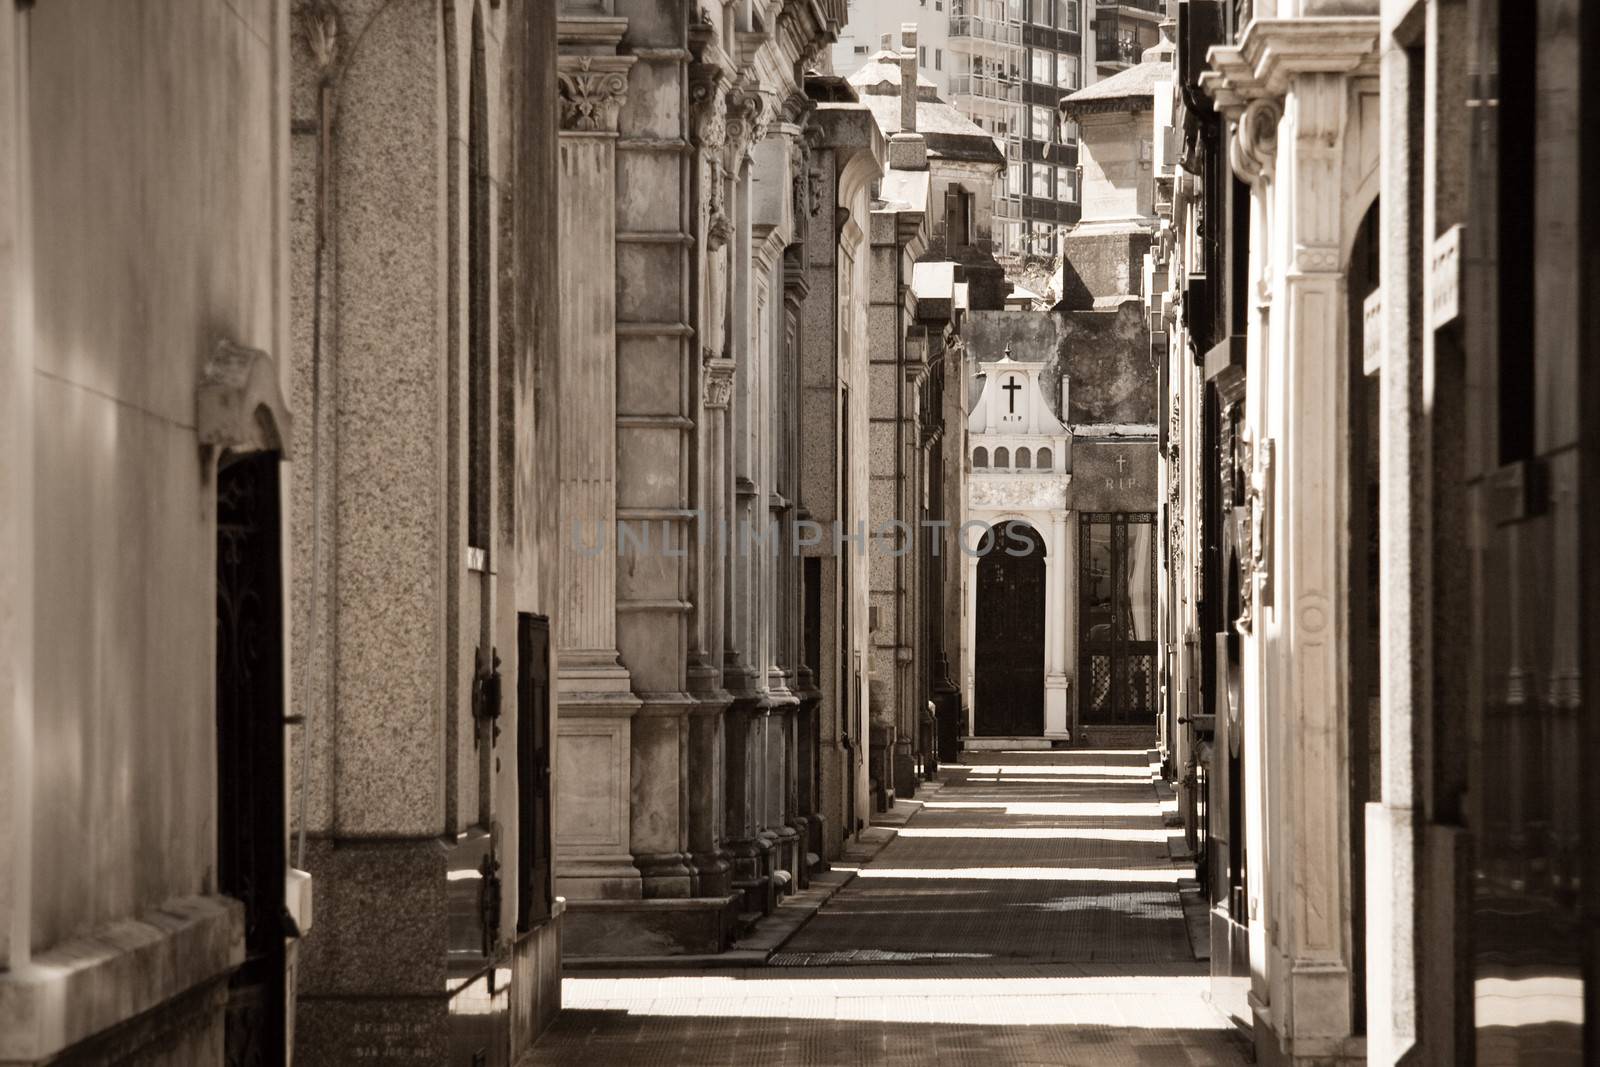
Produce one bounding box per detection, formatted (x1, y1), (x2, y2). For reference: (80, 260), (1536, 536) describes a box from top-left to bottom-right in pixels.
(1002, 376), (1022, 414)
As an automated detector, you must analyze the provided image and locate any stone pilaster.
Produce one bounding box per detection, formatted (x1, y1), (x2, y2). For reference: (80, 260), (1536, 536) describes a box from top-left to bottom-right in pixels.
(1203, 18), (1380, 1063)
(554, 17), (642, 901)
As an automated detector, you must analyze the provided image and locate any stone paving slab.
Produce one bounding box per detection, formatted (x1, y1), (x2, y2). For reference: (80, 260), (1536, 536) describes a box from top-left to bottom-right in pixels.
(522, 748), (1249, 1066)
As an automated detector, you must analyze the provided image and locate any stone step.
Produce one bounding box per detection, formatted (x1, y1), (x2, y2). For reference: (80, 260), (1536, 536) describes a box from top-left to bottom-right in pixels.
(961, 736), (1055, 751)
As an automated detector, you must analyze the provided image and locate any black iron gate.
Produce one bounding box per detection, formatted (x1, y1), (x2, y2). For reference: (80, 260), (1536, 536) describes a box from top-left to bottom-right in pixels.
(1079, 512), (1157, 725)
(215, 451), (287, 1065)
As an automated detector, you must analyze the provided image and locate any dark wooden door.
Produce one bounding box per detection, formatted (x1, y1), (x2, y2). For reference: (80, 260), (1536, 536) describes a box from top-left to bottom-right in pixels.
(215, 451), (287, 1066)
(1079, 513), (1157, 725)
(517, 613), (553, 930)
(974, 523), (1046, 736)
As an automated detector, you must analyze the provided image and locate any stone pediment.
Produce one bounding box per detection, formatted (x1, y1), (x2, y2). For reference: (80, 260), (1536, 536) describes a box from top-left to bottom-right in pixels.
(968, 349), (1065, 436)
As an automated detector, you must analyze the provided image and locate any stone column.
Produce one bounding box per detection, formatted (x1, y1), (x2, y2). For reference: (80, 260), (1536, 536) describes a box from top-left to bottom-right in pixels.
(1044, 509), (1071, 737)
(784, 242), (815, 885)
(723, 87), (775, 911)
(554, 21), (642, 901)
(795, 125), (859, 860)
(683, 54), (734, 899)
(753, 132), (801, 882)
(611, 29), (699, 904)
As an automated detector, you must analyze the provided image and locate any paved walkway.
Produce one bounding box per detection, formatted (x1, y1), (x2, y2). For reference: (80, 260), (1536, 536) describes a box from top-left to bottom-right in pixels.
(525, 749), (1250, 1066)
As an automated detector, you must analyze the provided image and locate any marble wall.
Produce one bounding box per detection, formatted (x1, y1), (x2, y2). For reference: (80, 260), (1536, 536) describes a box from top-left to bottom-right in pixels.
(0, 1), (287, 1061)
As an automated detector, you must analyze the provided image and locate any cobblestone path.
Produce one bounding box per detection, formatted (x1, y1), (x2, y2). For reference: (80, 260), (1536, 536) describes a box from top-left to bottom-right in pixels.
(524, 749), (1251, 1066)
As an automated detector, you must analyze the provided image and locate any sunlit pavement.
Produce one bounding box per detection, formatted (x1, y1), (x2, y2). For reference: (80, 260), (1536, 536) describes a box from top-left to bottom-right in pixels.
(523, 749), (1251, 1065)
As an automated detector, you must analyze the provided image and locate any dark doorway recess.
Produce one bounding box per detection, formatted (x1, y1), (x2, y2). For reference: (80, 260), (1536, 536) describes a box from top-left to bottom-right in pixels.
(1079, 512), (1157, 725)
(517, 613), (554, 931)
(215, 450), (287, 1063)
(974, 522), (1046, 736)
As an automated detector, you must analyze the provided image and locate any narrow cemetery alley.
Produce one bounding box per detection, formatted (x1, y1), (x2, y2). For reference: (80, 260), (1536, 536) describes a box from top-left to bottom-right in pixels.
(524, 749), (1250, 1066)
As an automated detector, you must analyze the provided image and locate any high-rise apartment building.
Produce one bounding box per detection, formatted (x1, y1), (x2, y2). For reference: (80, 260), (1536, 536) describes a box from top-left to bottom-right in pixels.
(834, 0), (1089, 265)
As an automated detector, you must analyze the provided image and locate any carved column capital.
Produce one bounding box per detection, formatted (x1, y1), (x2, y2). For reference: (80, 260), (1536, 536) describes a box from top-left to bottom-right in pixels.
(725, 85), (772, 163)
(557, 55), (634, 133)
(703, 357), (737, 409)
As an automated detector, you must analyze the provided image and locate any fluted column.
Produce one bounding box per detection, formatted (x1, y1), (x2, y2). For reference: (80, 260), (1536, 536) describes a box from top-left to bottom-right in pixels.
(553, 24), (642, 901)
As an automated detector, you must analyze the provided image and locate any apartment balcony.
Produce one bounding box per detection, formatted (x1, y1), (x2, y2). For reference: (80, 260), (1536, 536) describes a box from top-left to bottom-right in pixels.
(1092, 11), (1156, 70)
(949, 71), (1023, 120)
(947, 14), (1024, 58)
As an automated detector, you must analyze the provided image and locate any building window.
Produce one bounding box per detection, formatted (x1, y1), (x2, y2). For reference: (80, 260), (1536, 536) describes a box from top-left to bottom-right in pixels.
(1017, 447), (1032, 469)
(995, 446), (1010, 468)
(974, 446), (989, 468)
(945, 187), (973, 248)
(1061, 117), (1079, 144)
(1032, 105), (1053, 141)
(1057, 53), (1079, 89)
(1059, 166), (1078, 202)
(1030, 0), (1051, 24)
(1007, 162), (1023, 194)
(920, 45), (927, 67)
(854, 44), (869, 54)
(1037, 447), (1053, 470)
(935, 47), (942, 70)
(1057, 0), (1078, 32)
(1031, 163), (1051, 199)
(1030, 48), (1052, 84)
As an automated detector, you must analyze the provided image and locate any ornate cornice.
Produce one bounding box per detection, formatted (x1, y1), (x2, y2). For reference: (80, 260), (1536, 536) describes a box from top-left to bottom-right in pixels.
(1200, 17), (1378, 185)
(558, 54), (635, 133)
(1200, 17), (1380, 108)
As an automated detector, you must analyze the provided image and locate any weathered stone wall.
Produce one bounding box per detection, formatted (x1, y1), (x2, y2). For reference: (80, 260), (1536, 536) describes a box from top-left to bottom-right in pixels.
(1057, 229), (1153, 309)
(963, 304), (1153, 429)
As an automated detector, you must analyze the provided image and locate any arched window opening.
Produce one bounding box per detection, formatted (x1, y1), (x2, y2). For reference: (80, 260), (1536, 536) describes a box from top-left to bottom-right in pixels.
(994, 446), (1010, 468)
(1017, 447), (1032, 469)
(1037, 447), (1053, 470)
(973, 446), (989, 468)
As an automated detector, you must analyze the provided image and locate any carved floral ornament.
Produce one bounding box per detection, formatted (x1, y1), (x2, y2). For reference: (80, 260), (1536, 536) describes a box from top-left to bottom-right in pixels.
(725, 87), (773, 162)
(558, 56), (633, 133)
(690, 68), (728, 151)
(1231, 428), (1276, 635)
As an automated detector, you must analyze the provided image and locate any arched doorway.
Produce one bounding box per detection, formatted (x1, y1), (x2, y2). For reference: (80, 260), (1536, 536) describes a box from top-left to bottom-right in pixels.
(974, 522), (1046, 736)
